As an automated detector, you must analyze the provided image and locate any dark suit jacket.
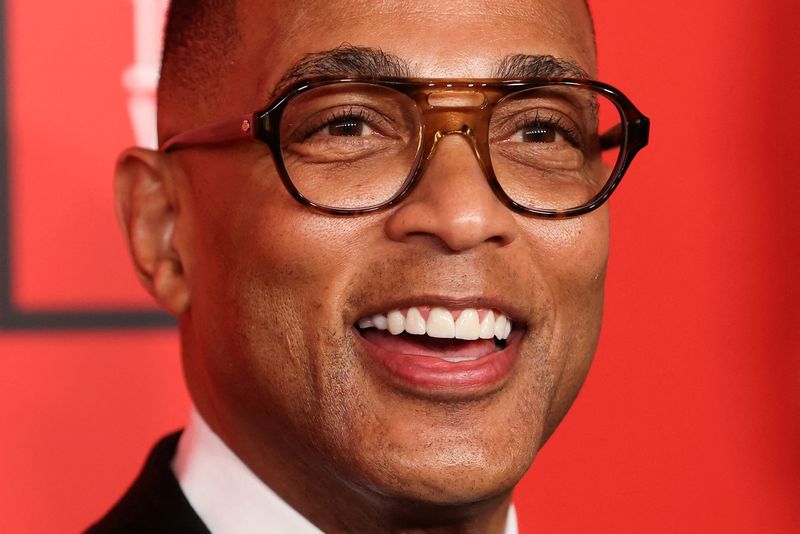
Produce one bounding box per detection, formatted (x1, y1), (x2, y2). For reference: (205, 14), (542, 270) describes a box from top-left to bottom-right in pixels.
(86, 432), (211, 534)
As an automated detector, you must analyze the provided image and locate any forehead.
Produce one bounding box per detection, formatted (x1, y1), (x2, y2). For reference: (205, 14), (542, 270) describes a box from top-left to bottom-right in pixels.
(234, 0), (595, 104)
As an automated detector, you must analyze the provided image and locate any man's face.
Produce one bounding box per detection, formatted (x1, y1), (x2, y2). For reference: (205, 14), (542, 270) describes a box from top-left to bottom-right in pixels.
(172, 0), (602, 508)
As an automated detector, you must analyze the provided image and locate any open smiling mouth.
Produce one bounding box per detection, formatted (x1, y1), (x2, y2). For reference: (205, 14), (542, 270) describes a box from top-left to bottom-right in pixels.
(354, 306), (519, 393)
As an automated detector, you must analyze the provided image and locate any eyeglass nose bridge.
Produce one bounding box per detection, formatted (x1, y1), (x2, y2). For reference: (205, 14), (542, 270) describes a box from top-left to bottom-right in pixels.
(417, 86), (494, 167)
(392, 104), (502, 212)
(422, 117), (493, 183)
(428, 124), (476, 159)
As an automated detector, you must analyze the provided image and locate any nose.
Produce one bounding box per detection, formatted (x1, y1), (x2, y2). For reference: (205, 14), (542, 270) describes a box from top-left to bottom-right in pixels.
(384, 132), (519, 252)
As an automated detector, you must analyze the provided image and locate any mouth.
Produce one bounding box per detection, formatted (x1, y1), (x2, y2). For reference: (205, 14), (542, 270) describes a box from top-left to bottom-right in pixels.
(354, 305), (521, 396)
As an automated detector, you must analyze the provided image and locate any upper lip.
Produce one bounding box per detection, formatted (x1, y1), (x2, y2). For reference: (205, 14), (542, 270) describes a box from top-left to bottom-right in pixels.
(348, 294), (529, 327)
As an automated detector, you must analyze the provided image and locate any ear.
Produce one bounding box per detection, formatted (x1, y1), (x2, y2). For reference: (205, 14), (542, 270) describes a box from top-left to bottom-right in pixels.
(115, 147), (190, 315)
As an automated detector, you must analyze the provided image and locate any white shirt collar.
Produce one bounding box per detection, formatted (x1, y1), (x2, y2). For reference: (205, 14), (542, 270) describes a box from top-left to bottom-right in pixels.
(172, 408), (518, 534)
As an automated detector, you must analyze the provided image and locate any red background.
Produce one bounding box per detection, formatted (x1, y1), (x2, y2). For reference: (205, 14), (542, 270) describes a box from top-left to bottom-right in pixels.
(1, 1), (799, 532)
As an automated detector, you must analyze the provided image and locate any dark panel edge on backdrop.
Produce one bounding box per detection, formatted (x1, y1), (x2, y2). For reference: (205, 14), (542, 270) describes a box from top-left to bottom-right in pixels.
(0, 0), (174, 331)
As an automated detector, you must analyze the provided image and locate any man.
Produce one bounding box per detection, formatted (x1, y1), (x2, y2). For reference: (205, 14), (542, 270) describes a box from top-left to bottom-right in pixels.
(89, 0), (648, 532)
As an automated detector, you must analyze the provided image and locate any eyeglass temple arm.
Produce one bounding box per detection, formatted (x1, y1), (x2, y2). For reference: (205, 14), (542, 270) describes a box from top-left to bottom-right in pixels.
(599, 116), (650, 152)
(160, 114), (257, 152)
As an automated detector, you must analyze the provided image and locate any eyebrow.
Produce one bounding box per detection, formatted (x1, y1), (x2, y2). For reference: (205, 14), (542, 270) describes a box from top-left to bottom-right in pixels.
(492, 53), (590, 79)
(271, 45), (412, 97)
(270, 46), (590, 98)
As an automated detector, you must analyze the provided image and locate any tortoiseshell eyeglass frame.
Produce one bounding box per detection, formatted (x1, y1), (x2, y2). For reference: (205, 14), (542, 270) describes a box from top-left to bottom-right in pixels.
(160, 77), (650, 217)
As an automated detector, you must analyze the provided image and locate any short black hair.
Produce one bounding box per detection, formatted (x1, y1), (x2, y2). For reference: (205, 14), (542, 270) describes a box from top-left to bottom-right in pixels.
(158, 0), (238, 127)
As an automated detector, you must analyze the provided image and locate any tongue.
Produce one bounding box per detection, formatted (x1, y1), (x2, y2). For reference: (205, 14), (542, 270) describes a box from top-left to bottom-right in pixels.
(360, 329), (498, 359)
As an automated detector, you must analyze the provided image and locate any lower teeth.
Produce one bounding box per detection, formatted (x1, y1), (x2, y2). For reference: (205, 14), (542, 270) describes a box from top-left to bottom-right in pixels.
(443, 355), (480, 363)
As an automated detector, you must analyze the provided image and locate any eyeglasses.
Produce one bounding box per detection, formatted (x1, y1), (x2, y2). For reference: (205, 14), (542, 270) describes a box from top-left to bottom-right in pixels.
(161, 77), (650, 217)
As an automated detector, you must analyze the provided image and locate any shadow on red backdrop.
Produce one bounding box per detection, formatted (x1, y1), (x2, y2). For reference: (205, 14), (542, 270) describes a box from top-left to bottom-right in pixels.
(0, 1), (797, 533)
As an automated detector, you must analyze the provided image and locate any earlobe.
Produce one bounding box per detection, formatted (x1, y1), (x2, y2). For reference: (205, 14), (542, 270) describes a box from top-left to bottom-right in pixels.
(115, 147), (190, 315)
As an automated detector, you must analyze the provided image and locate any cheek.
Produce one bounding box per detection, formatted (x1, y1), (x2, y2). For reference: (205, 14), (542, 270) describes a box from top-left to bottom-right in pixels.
(178, 156), (371, 428)
(520, 209), (609, 437)
(528, 210), (610, 280)
(183, 151), (367, 320)
(521, 208), (609, 319)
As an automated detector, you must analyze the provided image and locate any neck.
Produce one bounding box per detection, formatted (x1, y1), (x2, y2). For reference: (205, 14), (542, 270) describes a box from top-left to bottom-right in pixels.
(359, 495), (515, 534)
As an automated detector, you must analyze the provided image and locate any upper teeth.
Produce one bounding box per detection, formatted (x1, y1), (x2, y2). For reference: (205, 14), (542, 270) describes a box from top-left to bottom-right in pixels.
(357, 307), (512, 341)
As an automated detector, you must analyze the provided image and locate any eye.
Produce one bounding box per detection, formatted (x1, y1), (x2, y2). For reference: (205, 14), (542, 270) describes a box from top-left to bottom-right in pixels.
(518, 124), (558, 144)
(324, 115), (376, 137)
(493, 107), (583, 149)
(303, 107), (385, 142)
(283, 105), (407, 164)
(510, 116), (579, 146)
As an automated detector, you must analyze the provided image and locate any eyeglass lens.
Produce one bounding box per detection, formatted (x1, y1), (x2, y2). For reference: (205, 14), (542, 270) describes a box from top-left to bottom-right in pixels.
(278, 82), (623, 212)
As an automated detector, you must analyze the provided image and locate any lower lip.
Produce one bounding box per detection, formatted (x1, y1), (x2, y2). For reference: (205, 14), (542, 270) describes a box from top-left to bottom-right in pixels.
(355, 330), (520, 395)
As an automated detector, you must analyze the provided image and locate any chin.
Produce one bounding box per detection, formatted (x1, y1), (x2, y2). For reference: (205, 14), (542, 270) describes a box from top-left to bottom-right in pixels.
(387, 463), (526, 506)
(335, 411), (541, 508)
